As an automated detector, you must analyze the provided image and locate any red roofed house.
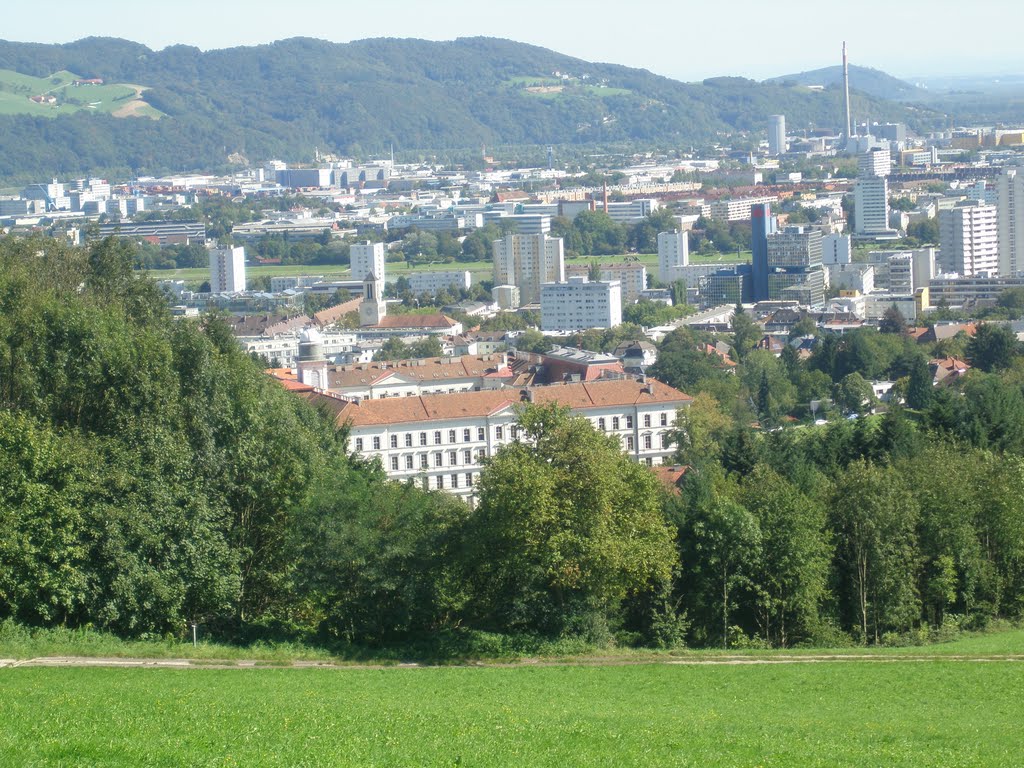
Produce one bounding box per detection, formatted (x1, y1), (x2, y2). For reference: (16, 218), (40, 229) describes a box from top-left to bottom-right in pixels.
(304, 376), (692, 504)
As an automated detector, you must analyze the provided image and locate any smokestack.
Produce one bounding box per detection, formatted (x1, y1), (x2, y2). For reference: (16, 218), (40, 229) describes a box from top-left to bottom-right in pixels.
(603, 180), (608, 214)
(843, 42), (853, 140)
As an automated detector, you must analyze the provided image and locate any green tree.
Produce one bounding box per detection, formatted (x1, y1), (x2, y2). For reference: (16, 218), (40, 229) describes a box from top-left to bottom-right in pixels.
(463, 403), (678, 638)
(966, 323), (1019, 373)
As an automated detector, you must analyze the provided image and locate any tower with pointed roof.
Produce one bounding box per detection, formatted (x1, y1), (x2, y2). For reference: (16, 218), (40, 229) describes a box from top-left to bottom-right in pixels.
(359, 271), (386, 327)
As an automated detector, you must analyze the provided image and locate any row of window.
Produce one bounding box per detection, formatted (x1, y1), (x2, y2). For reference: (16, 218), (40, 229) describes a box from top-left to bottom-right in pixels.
(421, 473), (478, 491)
(387, 448), (487, 471)
(353, 414), (673, 454)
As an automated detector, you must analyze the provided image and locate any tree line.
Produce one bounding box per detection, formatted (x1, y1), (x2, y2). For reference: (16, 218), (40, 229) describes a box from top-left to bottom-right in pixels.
(2, 236), (1023, 651)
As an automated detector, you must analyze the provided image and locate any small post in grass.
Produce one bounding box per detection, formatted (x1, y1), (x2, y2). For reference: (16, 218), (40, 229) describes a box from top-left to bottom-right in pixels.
(191, 622), (197, 648)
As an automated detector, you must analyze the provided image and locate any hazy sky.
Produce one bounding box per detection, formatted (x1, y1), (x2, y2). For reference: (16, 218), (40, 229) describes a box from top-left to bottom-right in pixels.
(3, 0), (1022, 81)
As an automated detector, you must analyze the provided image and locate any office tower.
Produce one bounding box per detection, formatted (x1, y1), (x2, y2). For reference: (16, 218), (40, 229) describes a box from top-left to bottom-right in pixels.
(209, 246), (246, 293)
(658, 229), (689, 283)
(769, 115), (786, 156)
(998, 167), (1024, 276)
(939, 201), (999, 277)
(766, 226), (825, 306)
(492, 233), (565, 305)
(349, 241), (386, 282)
(751, 203), (777, 302)
(858, 148), (891, 178)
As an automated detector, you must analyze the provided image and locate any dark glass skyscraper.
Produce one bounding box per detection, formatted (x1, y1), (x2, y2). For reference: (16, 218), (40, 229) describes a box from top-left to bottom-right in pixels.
(751, 203), (776, 302)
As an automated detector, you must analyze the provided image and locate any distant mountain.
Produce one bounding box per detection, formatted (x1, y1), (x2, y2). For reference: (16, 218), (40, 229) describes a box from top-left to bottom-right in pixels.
(0, 37), (940, 181)
(766, 65), (929, 102)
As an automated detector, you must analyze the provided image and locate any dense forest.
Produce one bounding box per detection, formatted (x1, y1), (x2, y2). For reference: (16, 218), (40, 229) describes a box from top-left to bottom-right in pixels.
(0, 36), (938, 181)
(2, 235), (1024, 652)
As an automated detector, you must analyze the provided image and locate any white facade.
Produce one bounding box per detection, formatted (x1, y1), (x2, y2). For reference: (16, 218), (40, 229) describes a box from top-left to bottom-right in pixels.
(493, 233), (565, 305)
(406, 270), (472, 296)
(939, 202), (999, 277)
(209, 246), (246, 293)
(709, 196), (779, 221)
(350, 241), (386, 282)
(658, 229), (690, 283)
(822, 234), (852, 265)
(769, 114), (786, 156)
(855, 176), (891, 235)
(244, 331), (358, 367)
(604, 199), (659, 224)
(857, 148), (891, 178)
(566, 263), (647, 302)
(333, 378), (691, 503)
(540, 277), (622, 332)
(998, 167), (1024, 276)
(491, 284), (521, 310)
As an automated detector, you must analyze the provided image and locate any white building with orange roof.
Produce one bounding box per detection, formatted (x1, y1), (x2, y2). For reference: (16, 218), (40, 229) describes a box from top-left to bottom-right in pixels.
(304, 376), (691, 504)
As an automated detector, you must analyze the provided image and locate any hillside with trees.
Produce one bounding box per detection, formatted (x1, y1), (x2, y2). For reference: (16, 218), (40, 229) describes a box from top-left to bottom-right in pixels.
(0, 36), (939, 181)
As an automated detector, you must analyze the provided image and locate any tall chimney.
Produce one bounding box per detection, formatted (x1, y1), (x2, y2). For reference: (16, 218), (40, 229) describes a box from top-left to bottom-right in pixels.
(843, 42), (853, 141)
(603, 179), (609, 214)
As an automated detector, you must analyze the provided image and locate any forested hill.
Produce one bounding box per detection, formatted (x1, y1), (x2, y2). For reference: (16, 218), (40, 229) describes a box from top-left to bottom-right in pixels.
(0, 36), (938, 180)
(766, 64), (930, 102)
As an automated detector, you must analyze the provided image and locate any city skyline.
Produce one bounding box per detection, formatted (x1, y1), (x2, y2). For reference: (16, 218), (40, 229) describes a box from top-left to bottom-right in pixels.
(3, 0), (1023, 83)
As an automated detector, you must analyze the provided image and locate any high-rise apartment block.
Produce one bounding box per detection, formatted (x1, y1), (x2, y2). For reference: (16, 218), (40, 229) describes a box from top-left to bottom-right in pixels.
(349, 241), (386, 282)
(854, 176), (891, 236)
(209, 246), (246, 293)
(540, 277), (622, 332)
(492, 233), (565, 306)
(939, 201), (999, 277)
(768, 115), (786, 156)
(998, 167), (1024, 276)
(658, 230), (689, 284)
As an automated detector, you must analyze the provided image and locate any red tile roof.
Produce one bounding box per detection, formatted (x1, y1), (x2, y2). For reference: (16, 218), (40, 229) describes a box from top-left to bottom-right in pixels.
(306, 377), (691, 428)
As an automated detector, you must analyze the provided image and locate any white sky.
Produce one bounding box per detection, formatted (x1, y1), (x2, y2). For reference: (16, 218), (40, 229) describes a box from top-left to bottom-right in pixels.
(3, 0), (1022, 81)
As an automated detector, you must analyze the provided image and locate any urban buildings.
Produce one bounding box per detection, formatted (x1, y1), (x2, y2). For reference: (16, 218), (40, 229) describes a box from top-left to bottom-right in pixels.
(658, 229), (689, 284)
(768, 115), (786, 156)
(751, 203), (777, 302)
(406, 270), (473, 296)
(998, 167), (1024, 276)
(349, 241), (387, 282)
(565, 262), (646, 302)
(209, 246), (246, 293)
(540, 277), (622, 332)
(938, 201), (999, 277)
(822, 234), (852, 265)
(492, 232), (565, 305)
(318, 377), (692, 503)
(854, 148), (893, 238)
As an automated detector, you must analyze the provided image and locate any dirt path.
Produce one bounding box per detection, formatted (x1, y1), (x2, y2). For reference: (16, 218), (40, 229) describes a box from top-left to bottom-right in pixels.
(2, 654), (1023, 671)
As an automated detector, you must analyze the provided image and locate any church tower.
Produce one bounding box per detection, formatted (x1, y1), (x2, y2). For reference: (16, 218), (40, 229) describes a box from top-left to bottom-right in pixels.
(359, 271), (386, 327)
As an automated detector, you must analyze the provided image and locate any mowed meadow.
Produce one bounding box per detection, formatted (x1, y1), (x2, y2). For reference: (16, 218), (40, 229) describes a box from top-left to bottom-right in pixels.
(2, 652), (1023, 766)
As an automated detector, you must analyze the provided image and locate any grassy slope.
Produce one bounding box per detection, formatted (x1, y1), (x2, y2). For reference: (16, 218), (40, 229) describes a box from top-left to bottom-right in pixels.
(1, 661), (1021, 766)
(146, 251), (750, 285)
(0, 68), (162, 118)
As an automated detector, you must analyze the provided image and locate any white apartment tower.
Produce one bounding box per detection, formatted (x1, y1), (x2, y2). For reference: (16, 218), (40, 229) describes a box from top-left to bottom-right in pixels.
(540, 277), (622, 332)
(657, 230), (689, 283)
(998, 167), (1024, 276)
(939, 201), (999, 277)
(854, 148), (892, 237)
(492, 233), (565, 305)
(822, 234), (852, 265)
(209, 246), (246, 293)
(350, 241), (386, 282)
(769, 115), (786, 156)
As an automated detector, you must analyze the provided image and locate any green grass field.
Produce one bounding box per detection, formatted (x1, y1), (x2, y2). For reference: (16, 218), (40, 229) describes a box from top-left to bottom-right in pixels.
(1, 658), (1021, 766)
(146, 251), (749, 286)
(0, 68), (163, 119)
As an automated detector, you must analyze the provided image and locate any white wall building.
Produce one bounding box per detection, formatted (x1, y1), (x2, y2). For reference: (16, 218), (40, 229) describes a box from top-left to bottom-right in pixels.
(854, 176), (892, 236)
(822, 234), (852, 265)
(406, 270), (472, 296)
(858, 148), (891, 178)
(491, 284), (521, 310)
(540, 277), (622, 332)
(319, 377), (692, 503)
(493, 233), (565, 305)
(939, 202), (999, 277)
(565, 263), (647, 302)
(658, 229), (690, 283)
(349, 241), (386, 282)
(209, 246), (246, 293)
(998, 167), (1024, 276)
